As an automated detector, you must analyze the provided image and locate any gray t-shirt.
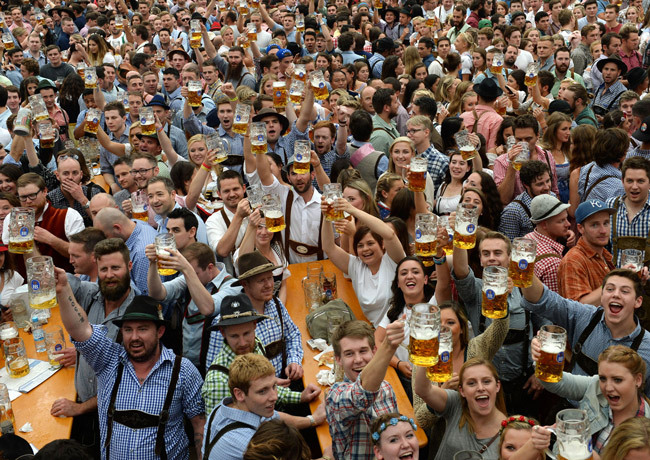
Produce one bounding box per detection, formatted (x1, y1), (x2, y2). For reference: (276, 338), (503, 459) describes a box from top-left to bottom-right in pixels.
(433, 390), (500, 460)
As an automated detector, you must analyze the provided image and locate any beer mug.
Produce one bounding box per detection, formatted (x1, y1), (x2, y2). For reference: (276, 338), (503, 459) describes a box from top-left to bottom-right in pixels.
(247, 183), (264, 210)
(85, 67), (97, 89)
(296, 13), (305, 32)
(4, 338), (29, 378)
(0, 13), (5, 29)
(535, 325), (567, 383)
(13, 107), (32, 136)
(140, 106), (156, 136)
(77, 61), (86, 78)
(131, 190), (149, 222)
(115, 14), (124, 29)
(374, 0), (383, 8)
(306, 262), (323, 280)
(155, 233), (178, 276)
(262, 194), (285, 232)
(250, 122), (268, 155)
(117, 90), (130, 113)
(0, 383), (15, 433)
(323, 183), (344, 221)
(322, 271), (338, 302)
(409, 303), (441, 366)
(44, 325), (65, 369)
(310, 70), (329, 100)
(293, 140), (311, 174)
(326, 312), (344, 344)
(29, 94), (49, 122)
(482, 266), (508, 319)
(406, 157), (427, 193)
(294, 64), (307, 82)
(35, 12), (45, 26)
(427, 325), (453, 382)
(496, 95), (508, 116)
(512, 142), (530, 171)
(525, 62), (539, 87)
(621, 249), (644, 272)
(303, 277), (322, 311)
(233, 103), (251, 135)
(190, 20), (202, 48)
(425, 10), (436, 27)
(454, 452), (483, 460)
(8, 286), (30, 329)
(453, 202), (479, 249)
(218, 0), (226, 11)
(207, 133), (229, 164)
(38, 120), (58, 149)
(509, 237), (537, 288)
(272, 81), (288, 108)
(238, 0), (248, 14)
(1, 32), (13, 50)
(84, 108), (101, 135)
(546, 409), (592, 460)
(454, 130), (477, 161)
(439, 216), (454, 256)
(491, 52), (504, 74)
(415, 213), (438, 267)
(155, 49), (166, 69)
(26, 256), (57, 310)
(289, 80), (305, 104)
(187, 80), (202, 107)
(8, 208), (35, 254)
(247, 22), (257, 41)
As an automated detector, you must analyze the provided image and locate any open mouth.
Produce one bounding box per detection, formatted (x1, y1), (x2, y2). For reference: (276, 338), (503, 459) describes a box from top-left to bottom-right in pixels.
(608, 302), (623, 315)
(475, 395), (490, 408)
(606, 394), (621, 404)
(398, 452), (415, 460)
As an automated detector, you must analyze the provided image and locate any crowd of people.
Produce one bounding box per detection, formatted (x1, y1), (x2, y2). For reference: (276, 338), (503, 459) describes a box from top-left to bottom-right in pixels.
(1, 0), (650, 458)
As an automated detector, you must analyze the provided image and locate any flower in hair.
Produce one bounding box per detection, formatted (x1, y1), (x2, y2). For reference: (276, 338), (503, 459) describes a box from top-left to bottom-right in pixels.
(371, 415), (418, 442)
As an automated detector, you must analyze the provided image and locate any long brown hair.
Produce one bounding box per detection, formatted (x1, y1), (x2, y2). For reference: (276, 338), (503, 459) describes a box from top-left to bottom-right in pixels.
(458, 358), (506, 434)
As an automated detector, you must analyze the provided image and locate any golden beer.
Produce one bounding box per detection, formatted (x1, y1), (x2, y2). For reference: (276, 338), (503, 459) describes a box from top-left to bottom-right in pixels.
(427, 351), (453, 382)
(453, 229), (477, 249)
(133, 210), (149, 222)
(188, 89), (202, 107)
(459, 145), (476, 161)
(8, 239), (33, 254)
(294, 158), (310, 174)
(409, 335), (439, 366)
(290, 92), (302, 104)
(481, 289), (508, 319)
(7, 358), (29, 378)
(30, 292), (58, 310)
(214, 150), (228, 164)
(442, 236), (453, 255)
(265, 210), (286, 232)
(497, 105), (507, 116)
(512, 159), (524, 171)
(85, 115), (100, 134)
(251, 141), (267, 155)
(426, 17), (435, 27)
(37, 16), (45, 26)
(273, 83), (288, 108)
(141, 121), (156, 136)
(418, 254), (435, 267)
(415, 237), (437, 258)
(156, 56), (166, 68)
(49, 356), (62, 367)
(490, 63), (503, 74)
(40, 135), (56, 149)
(116, 22), (123, 30)
(2, 39), (13, 51)
(157, 261), (178, 277)
(312, 82), (329, 100)
(407, 170), (427, 192)
(297, 23), (305, 32)
(190, 32), (201, 49)
(251, 0), (259, 7)
(374, 0), (383, 8)
(325, 200), (344, 221)
(509, 258), (535, 288)
(233, 121), (248, 134)
(248, 30), (257, 41)
(239, 4), (248, 14)
(535, 344), (565, 383)
(77, 67), (85, 78)
(524, 75), (538, 87)
(242, 38), (250, 49)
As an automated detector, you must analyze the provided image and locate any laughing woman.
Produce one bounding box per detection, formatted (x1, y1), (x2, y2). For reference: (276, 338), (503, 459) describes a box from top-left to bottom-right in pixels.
(371, 413), (420, 460)
(415, 357), (507, 460)
(321, 196), (406, 327)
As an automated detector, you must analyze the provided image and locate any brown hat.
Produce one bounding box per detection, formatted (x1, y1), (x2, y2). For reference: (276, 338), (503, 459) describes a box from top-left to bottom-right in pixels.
(236, 250), (281, 283)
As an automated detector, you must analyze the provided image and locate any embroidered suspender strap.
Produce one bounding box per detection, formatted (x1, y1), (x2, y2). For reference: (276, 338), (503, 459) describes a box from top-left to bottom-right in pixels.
(513, 200), (531, 218)
(199, 280), (232, 373)
(207, 363), (230, 374)
(203, 418), (256, 460)
(105, 361), (126, 460)
(573, 309), (604, 376)
(264, 296), (287, 372)
(154, 355), (183, 459)
(371, 126), (397, 140)
(220, 208), (231, 228)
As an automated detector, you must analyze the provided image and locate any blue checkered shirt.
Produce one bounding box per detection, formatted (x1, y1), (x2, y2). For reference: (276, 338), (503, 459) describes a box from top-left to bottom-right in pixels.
(204, 296), (303, 376)
(606, 194), (650, 266)
(125, 220), (158, 296)
(74, 325), (205, 460)
(593, 80), (627, 112)
(268, 121), (310, 165)
(578, 162), (624, 203)
(420, 144), (449, 191)
(498, 191), (535, 241)
(627, 145), (650, 160)
(313, 147), (350, 191)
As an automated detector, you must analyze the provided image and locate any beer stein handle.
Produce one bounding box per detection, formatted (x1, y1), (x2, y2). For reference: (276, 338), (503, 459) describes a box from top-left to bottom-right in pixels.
(543, 427), (558, 460)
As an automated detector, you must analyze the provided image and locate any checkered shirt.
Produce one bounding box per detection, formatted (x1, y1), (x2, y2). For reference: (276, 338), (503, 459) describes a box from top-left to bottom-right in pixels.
(606, 194), (650, 266)
(593, 80), (627, 112)
(74, 325), (205, 460)
(594, 398), (649, 453)
(498, 191), (535, 241)
(125, 220), (158, 296)
(524, 230), (564, 292)
(326, 377), (398, 460)
(421, 144), (449, 191)
(578, 162), (625, 203)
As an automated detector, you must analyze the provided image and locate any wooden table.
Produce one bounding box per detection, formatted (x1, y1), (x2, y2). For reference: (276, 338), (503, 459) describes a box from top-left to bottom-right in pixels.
(11, 307), (75, 448)
(286, 261), (428, 450)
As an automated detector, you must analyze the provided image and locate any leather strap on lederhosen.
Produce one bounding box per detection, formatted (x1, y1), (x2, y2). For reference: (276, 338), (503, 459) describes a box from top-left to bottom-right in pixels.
(479, 307), (531, 380)
(202, 406), (254, 460)
(513, 199), (531, 218)
(611, 195), (650, 266)
(371, 126), (398, 141)
(573, 309), (646, 376)
(284, 191), (324, 260)
(105, 355), (183, 460)
(263, 296), (288, 375)
(581, 164), (616, 202)
(471, 109), (486, 134)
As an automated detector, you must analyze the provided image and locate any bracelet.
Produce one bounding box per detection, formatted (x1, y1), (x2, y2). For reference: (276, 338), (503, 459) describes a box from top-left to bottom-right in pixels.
(396, 360), (402, 370)
(157, 126), (163, 132)
(229, 96), (238, 102)
(433, 254), (447, 265)
(201, 162), (211, 171)
(307, 414), (316, 426)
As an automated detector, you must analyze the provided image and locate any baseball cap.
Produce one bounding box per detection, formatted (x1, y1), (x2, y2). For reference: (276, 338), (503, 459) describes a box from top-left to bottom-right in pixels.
(530, 195), (570, 224)
(633, 115), (650, 143)
(276, 49), (293, 60)
(575, 199), (615, 225)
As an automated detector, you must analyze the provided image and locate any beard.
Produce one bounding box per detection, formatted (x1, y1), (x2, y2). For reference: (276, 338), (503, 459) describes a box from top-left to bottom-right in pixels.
(100, 273), (131, 301)
(125, 336), (159, 362)
(226, 61), (244, 81)
(505, 57), (516, 66)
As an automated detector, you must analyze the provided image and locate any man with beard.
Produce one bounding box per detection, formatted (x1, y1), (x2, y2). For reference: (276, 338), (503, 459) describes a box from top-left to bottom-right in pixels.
(2, 173), (84, 272)
(562, 83), (598, 127)
(591, 32), (622, 90)
(205, 42), (256, 90)
(504, 44), (519, 72)
(370, 88), (400, 157)
(550, 47), (585, 98)
(467, 0), (488, 28)
(93, 207), (158, 295)
(444, 5), (470, 44)
(50, 238), (138, 456)
(56, 282), (206, 459)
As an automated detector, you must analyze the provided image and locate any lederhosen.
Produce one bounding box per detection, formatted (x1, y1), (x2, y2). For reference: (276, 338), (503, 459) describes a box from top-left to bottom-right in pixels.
(263, 296), (288, 377)
(202, 405), (254, 460)
(104, 355), (183, 460)
(572, 309), (646, 376)
(283, 192), (324, 261)
(581, 164), (617, 203)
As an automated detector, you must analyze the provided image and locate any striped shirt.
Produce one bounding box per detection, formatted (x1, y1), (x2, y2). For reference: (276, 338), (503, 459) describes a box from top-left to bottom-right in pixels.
(606, 194), (650, 266)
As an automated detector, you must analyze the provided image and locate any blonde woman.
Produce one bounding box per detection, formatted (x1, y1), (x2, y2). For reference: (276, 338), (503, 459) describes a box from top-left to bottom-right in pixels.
(388, 136), (435, 209)
(68, 34), (89, 67)
(376, 173), (405, 220)
(87, 33), (116, 66)
(403, 45), (423, 77)
(601, 418), (650, 460)
(218, 26), (235, 56)
(435, 75), (459, 108)
(455, 32), (475, 81)
(259, 74), (278, 97)
(447, 80), (473, 117)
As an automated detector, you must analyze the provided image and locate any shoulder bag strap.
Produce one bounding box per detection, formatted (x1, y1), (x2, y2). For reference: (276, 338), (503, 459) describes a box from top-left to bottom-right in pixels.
(154, 355), (183, 459)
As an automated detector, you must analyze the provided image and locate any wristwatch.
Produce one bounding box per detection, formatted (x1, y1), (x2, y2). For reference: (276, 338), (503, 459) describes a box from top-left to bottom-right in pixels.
(307, 415), (316, 426)
(83, 202), (90, 210)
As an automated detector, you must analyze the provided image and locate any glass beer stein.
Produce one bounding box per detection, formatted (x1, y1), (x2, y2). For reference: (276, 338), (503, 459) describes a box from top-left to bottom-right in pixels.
(206, 133), (229, 164)
(525, 62), (539, 87)
(409, 303), (441, 366)
(509, 237), (537, 288)
(310, 70), (329, 100)
(438, 215), (454, 256)
(289, 80), (305, 104)
(491, 52), (504, 74)
(4, 338), (29, 378)
(296, 13), (305, 32)
(140, 107), (156, 136)
(323, 183), (344, 221)
(247, 183), (264, 210)
(272, 81), (287, 108)
(453, 202), (479, 249)
(535, 325), (567, 383)
(26, 256), (58, 309)
(8, 208), (35, 254)
(131, 190), (149, 222)
(44, 325), (66, 369)
(481, 266), (508, 319)
(427, 325), (452, 382)
(454, 130), (477, 161)
(233, 103), (251, 135)
(187, 81), (202, 107)
(262, 195), (286, 232)
(84, 108), (101, 135)
(621, 248), (644, 272)
(294, 64), (307, 82)
(155, 49), (166, 69)
(546, 409), (593, 460)
(29, 94), (48, 122)
(250, 122), (268, 155)
(190, 20), (202, 48)
(115, 14), (124, 29)
(38, 120), (57, 149)
(1, 33), (13, 50)
(76, 61), (86, 78)
(85, 67), (97, 89)
(155, 233), (178, 276)
(415, 213), (437, 267)
(247, 23), (257, 41)
(406, 157), (427, 193)
(512, 142), (530, 171)
(293, 140), (311, 174)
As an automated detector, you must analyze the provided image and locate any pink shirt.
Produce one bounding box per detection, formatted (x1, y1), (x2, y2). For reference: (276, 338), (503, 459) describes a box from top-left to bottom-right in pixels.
(459, 104), (503, 150)
(493, 145), (560, 201)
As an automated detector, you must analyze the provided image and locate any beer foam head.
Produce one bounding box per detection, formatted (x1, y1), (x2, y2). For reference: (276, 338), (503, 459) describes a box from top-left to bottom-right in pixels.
(265, 210), (283, 218)
(558, 440), (591, 460)
(410, 162), (427, 172)
(541, 343), (565, 354)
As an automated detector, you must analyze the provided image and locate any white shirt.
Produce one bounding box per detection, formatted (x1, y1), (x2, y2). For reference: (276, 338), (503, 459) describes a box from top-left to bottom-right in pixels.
(348, 252), (398, 327)
(205, 206), (248, 254)
(255, 30), (272, 49)
(0, 270), (24, 306)
(262, 177), (322, 264)
(2, 203), (85, 245)
(428, 56), (444, 78)
(434, 5), (453, 23)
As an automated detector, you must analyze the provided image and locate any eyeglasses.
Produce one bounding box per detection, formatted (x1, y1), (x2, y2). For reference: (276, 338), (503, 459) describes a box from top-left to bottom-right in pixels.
(18, 189), (43, 202)
(130, 167), (156, 176)
(181, 17), (190, 21)
(406, 128), (424, 135)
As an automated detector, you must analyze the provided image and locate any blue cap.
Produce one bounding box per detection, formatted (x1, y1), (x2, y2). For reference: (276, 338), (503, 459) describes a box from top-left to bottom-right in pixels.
(147, 94), (170, 110)
(265, 44), (281, 54)
(575, 199), (615, 225)
(276, 48), (293, 60)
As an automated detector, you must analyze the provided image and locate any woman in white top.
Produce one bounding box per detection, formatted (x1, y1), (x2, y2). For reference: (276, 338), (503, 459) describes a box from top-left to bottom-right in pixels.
(218, 26), (236, 56)
(321, 196), (406, 327)
(387, 137), (435, 210)
(87, 34), (117, 67)
(0, 245), (23, 308)
(434, 150), (473, 215)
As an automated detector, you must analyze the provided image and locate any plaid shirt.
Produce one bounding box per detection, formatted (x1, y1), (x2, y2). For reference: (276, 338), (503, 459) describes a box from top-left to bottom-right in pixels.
(326, 377), (397, 460)
(201, 339), (301, 415)
(593, 80), (627, 112)
(125, 220), (158, 296)
(421, 144), (449, 191)
(524, 230), (564, 292)
(578, 162), (625, 203)
(558, 237), (615, 301)
(606, 194), (650, 266)
(74, 325), (205, 460)
(594, 398), (650, 453)
(205, 296), (303, 376)
(498, 191), (535, 240)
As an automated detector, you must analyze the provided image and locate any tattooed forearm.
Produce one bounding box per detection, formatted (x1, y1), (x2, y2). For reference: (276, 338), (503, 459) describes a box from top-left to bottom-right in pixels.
(69, 296), (85, 323)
